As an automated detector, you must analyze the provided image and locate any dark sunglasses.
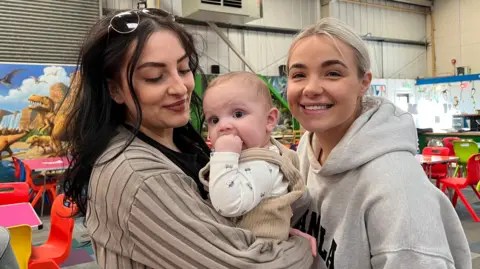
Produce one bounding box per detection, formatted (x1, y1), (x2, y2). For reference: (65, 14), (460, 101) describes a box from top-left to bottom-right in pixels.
(108, 8), (175, 34)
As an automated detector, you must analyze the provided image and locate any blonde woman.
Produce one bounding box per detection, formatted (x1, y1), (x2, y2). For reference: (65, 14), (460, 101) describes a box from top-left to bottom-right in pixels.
(287, 18), (471, 269)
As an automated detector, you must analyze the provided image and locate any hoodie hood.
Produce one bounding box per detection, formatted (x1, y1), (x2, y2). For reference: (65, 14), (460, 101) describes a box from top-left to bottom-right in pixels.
(305, 96), (418, 177)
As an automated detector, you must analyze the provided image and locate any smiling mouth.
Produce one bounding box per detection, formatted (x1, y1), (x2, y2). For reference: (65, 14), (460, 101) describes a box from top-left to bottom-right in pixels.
(301, 104), (334, 110)
(165, 99), (186, 108)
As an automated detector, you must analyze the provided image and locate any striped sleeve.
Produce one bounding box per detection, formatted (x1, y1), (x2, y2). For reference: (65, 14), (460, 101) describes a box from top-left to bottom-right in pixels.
(127, 172), (314, 269)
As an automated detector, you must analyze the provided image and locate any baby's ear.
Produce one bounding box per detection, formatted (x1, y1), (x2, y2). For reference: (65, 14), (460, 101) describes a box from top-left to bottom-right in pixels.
(266, 107), (279, 133)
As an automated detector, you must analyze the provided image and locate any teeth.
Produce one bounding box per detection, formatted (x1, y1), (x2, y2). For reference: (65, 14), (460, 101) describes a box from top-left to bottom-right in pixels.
(304, 105), (332, 110)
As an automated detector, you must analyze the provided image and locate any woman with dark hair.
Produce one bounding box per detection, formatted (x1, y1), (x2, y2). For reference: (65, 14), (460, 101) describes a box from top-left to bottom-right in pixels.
(61, 9), (313, 269)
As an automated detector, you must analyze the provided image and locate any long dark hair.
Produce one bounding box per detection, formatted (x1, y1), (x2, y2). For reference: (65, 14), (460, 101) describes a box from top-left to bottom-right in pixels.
(62, 10), (209, 216)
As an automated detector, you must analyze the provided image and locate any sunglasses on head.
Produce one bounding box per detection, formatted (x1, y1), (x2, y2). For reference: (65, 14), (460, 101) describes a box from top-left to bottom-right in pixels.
(108, 8), (175, 34)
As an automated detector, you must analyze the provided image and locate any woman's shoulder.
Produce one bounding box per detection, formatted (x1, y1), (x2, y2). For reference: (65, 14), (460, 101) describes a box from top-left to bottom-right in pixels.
(359, 151), (423, 181)
(357, 151), (438, 200)
(87, 129), (189, 222)
(92, 127), (184, 182)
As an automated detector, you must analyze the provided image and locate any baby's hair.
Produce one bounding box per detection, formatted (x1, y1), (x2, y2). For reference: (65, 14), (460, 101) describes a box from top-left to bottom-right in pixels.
(204, 71), (273, 108)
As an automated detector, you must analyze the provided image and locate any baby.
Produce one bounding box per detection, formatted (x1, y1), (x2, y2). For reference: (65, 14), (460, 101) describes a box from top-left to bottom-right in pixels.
(199, 71), (307, 241)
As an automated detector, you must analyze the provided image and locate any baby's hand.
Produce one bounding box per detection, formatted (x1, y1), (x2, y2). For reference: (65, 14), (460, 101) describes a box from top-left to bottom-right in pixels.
(214, 134), (243, 154)
(290, 228), (317, 257)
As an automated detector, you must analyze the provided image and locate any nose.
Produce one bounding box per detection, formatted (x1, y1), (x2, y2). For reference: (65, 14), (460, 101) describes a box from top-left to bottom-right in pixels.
(167, 72), (189, 96)
(303, 77), (324, 98)
(218, 120), (233, 134)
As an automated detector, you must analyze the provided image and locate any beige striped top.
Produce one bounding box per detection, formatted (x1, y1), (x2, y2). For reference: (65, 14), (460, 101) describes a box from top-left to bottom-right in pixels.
(86, 127), (313, 269)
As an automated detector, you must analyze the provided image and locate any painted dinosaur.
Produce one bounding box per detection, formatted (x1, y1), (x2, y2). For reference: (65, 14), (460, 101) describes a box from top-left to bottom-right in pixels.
(48, 73), (81, 157)
(28, 94), (55, 134)
(25, 73), (81, 157)
(27, 92), (72, 157)
(26, 94), (64, 156)
(0, 132), (28, 159)
(26, 135), (53, 154)
(49, 113), (68, 157)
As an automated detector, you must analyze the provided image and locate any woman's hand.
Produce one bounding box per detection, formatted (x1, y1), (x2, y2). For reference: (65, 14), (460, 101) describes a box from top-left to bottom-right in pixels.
(290, 228), (317, 257)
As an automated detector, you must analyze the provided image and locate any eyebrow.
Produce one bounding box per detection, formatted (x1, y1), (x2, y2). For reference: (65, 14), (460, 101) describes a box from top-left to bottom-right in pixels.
(203, 101), (248, 115)
(137, 54), (188, 70)
(289, 59), (348, 70)
(321, 59), (347, 69)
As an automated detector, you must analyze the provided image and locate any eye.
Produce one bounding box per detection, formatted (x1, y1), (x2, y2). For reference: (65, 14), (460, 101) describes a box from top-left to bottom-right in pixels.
(145, 76), (163, 83)
(291, 73), (305, 79)
(179, 68), (191, 75)
(233, 111), (244, 118)
(209, 116), (219, 124)
(326, 71), (341, 77)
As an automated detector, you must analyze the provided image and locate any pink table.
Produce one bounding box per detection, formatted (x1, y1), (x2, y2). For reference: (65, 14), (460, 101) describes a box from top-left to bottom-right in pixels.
(22, 157), (70, 217)
(0, 203), (43, 230)
(416, 154), (459, 199)
(22, 157), (70, 172)
(415, 155), (459, 165)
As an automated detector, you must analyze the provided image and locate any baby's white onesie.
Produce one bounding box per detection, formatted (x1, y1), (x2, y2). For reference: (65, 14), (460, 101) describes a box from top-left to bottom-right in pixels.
(208, 145), (289, 217)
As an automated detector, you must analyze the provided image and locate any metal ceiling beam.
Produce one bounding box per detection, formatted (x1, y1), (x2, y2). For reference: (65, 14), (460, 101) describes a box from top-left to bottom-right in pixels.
(390, 0), (432, 7)
(362, 35), (427, 47)
(178, 17), (428, 47)
(176, 16), (299, 35)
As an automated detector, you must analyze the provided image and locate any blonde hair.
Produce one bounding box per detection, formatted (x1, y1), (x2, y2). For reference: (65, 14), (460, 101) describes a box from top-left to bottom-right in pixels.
(205, 71), (273, 107)
(288, 17), (371, 77)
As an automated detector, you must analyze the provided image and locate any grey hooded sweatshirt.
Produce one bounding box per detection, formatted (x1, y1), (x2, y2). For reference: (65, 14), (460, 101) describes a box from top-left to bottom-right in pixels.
(294, 97), (471, 269)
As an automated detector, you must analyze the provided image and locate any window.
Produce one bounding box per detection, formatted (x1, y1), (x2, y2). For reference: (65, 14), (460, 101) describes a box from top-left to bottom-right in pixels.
(396, 93), (410, 111)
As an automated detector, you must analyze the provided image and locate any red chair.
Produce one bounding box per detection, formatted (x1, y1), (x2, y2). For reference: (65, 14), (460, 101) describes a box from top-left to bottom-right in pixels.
(443, 137), (461, 156)
(0, 182), (29, 205)
(11, 156), (21, 180)
(29, 194), (77, 266)
(422, 147), (450, 187)
(439, 153), (480, 222)
(24, 164), (57, 208)
(29, 259), (60, 269)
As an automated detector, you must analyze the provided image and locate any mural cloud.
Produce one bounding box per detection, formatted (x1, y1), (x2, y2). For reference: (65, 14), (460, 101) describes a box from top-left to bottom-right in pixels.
(0, 66), (70, 107)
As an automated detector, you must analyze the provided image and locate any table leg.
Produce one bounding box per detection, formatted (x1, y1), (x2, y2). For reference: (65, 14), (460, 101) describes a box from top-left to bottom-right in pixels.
(446, 163), (454, 199)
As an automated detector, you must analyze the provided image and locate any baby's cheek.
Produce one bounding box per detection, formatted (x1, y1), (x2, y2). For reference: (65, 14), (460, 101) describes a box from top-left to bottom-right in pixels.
(209, 131), (219, 145)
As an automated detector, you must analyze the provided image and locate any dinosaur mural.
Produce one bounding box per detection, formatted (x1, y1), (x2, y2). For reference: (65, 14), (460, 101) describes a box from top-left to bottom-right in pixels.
(0, 63), (76, 163)
(0, 132), (28, 159)
(28, 95), (55, 134)
(24, 73), (80, 157)
(0, 69), (24, 87)
(48, 72), (81, 157)
(24, 93), (69, 157)
(26, 135), (53, 154)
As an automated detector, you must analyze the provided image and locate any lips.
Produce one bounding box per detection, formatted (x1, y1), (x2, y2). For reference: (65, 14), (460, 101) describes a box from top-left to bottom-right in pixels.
(298, 102), (334, 116)
(164, 99), (187, 112)
(300, 103), (334, 110)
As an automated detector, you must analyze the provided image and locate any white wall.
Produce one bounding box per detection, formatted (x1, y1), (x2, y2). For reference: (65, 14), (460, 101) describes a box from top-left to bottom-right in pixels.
(432, 0), (480, 76)
(102, 0), (428, 78)
(165, 0), (321, 76)
(184, 25), (297, 75)
(325, 0), (429, 79)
